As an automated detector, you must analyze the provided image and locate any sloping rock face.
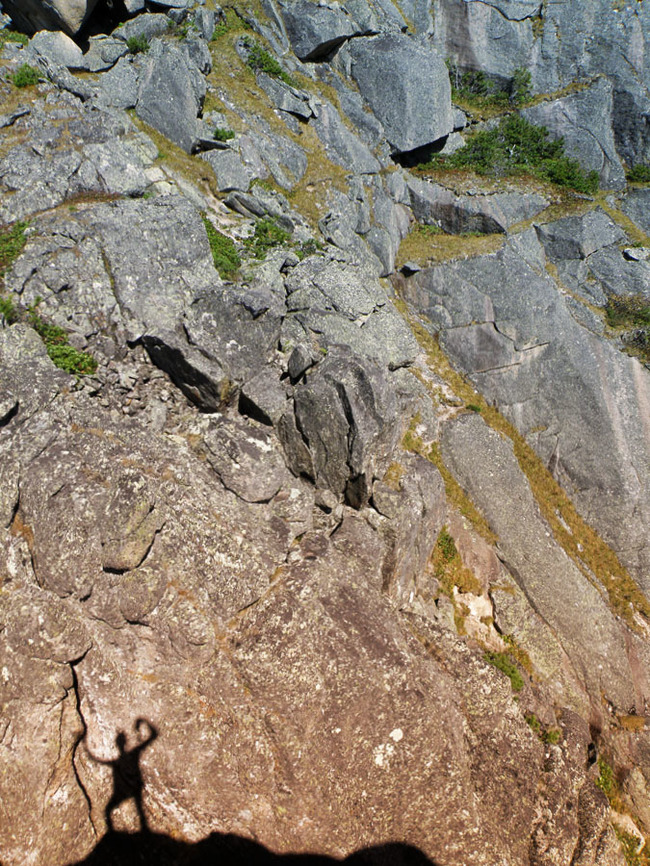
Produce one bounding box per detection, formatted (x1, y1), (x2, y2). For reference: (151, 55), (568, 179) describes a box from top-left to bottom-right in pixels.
(431, 0), (650, 168)
(1, 1), (650, 864)
(402, 229), (650, 587)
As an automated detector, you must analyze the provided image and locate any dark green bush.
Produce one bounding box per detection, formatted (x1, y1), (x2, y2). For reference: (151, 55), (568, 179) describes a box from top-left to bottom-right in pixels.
(243, 38), (294, 86)
(201, 215), (241, 278)
(244, 217), (291, 259)
(627, 164), (650, 184)
(126, 35), (150, 54)
(511, 67), (532, 106)
(484, 651), (524, 692)
(0, 294), (18, 323)
(427, 114), (599, 194)
(12, 64), (40, 88)
(213, 127), (235, 142)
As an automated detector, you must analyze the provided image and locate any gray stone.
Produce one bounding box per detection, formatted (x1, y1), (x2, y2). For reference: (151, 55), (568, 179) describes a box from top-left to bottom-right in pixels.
(278, 0), (360, 61)
(113, 13), (170, 44)
(204, 416), (287, 502)
(97, 56), (138, 110)
(181, 34), (212, 75)
(311, 101), (380, 174)
(346, 34), (453, 155)
(82, 139), (149, 197)
(405, 233), (650, 585)
(84, 36), (128, 72)
(136, 40), (205, 154)
(123, 0), (145, 11)
(202, 146), (255, 192)
(257, 72), (313, 119)
(281, 347), (400, 506)
(621, 188), (650, 236)
(535, 209), (626, 262)
(406, 174), (549, 234)
(194, 8), (216, 41)
(30, 29), (87, 69)
(287, 344), (314, 381)
(239, 367), (289, 425)
(522, 78), (626, 190)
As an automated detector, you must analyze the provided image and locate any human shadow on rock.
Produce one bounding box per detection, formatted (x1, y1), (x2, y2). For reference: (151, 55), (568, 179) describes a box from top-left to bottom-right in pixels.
(68, 831), (439, 866)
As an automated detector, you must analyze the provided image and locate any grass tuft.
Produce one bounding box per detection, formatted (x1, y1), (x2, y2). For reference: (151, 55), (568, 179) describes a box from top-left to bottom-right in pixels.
(12, 64), (40, 88)
(201, 215), (241, 278)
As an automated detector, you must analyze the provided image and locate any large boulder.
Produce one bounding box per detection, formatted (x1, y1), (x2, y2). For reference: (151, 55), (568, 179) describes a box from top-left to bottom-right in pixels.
(277, 0), (361, 61)
(2, 0), (100, 35)
(345, 34), (453, 156)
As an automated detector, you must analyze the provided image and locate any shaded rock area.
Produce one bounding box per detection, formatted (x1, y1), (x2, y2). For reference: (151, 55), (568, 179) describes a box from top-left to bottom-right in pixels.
(1, 0), (650, 865)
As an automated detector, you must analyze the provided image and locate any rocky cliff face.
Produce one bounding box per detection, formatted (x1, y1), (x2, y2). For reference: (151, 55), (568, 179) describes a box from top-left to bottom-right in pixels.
(1, 1), (650, 864)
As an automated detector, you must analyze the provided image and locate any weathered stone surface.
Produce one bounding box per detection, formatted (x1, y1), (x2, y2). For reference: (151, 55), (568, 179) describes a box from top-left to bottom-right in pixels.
(136, 39), (205, 154)
(622, 188), (650, 236)
(202, 145), (255, 192)
(30, 29), (87, 69)
(535, 209), (626, 262)
(346, 34), (453, 155)
(278, 0), (360, 61)
(404, 231), (650, 586)
(96, 56), (138, 110)
(406, 173), (548, 234)
(431, 0), (650, 167)
(204, 416), (288, 502)
(522, 78), (626, 190)
(84, 35), (128, 72)
(113, 13), (171, 43)
(441, 412), (636, 709)
(2, 0), (100, 35)
(311, 101), (380, 174)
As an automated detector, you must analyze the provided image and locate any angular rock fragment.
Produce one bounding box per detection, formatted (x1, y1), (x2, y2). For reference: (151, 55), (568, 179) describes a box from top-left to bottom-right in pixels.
(347, 34), (453, 155)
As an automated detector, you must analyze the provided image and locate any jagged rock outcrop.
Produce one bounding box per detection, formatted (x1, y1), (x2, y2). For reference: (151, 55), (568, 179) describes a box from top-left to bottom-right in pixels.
(1, 1), (650, 864)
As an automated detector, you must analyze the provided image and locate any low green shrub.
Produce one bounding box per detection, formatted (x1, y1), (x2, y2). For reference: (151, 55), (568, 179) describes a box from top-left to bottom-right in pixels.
(0, 221), (29, 279)
(12, 64), (40, 88)
(426, 114), (599, 194)
(605, 294), (650, 330)
(28, 303), (97, 376)
(243, 37), (294, 86)
(447, 63), (532, 110)
(484, 651), (524, 692)
(201, 215), (241, 278)
(295, 238), (324, 260)
(213, 127), (235, 142)
(0, 294), (18, 323)
(126, 35), (150, 54)
(627, 164), (650, 184)
(244, 217), (291, 259)
(605, 294), (650, 364)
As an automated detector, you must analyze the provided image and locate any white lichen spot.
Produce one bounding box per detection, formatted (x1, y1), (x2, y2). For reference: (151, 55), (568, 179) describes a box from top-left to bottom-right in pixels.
(373, 742), (395, 768)
(1, 666), (9, 683)
(389, 728), (403, 743)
